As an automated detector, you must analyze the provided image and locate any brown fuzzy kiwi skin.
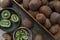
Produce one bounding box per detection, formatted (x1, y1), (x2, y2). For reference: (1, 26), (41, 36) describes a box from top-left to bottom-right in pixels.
(41, 0), (48, 5)
(49, 24), (60, 34)
(34, 34), (43, 40)
(22, 18), (32, 28)
(39, 6), (52, 17)
(53, 1), (60, 13)
(44, 19), (52, 29)
(28, 10), (39, 18)
(23, 0), (31, 10)
(2, 33), (12, 40)
(29, 0), (41, 11)
(50, 12), (60, 24)
(0, 0), (10, 8)
(57, 15), (60, 25)
(36, 13), (46, 24)
(48, 1), (55, 8)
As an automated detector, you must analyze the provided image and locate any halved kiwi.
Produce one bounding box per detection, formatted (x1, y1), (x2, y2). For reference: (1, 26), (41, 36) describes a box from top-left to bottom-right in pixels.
(0, 20), (11, 28)
(1, 10), (11, 19)
(11, 14), (19, 22)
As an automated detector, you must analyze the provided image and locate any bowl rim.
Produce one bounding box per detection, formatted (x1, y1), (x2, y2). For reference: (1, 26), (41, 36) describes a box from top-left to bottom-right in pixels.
(13, 27), (32, 40)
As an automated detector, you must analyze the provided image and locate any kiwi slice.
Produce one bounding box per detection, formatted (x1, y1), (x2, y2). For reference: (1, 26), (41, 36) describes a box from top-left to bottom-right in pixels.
(0, 20), (11, 28)
(11, 14), (19, 22)
(1, 10), (11, 19)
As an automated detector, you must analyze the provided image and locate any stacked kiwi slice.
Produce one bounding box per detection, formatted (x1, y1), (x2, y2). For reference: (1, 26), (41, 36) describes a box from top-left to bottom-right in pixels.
(0, 10), (19, 28)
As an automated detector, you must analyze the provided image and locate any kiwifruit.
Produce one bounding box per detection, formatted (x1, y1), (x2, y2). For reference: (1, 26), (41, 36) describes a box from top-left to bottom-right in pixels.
(23, 0), (31, 10)
(44, 19), (52, 29)
(3, 33), (12, 40)
(36, 13), (46, 24)
(28, 10), (39, 18)
(29, 0), (41, 11)
(22, 18), (32, 28)
(58, 15), (60, 25)
(1, 10), (11, 19)
(0, 20), (11, 28)
(0, 0), (10, 8)
(53, 1), (60, 13)
(41, 0), (48, 5)
(34, 34), (43, 40)
(50, 12), (60, 24)
(39, 6), (52, 17)
(49, 24), (60, 34)
(48, 1), (55, 8)
(11, 14), (19, 22)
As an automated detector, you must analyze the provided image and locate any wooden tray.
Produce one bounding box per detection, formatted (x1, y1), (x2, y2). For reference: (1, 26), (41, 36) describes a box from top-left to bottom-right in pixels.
(12, 2), (55, 40)
(13, 0), (60, 39)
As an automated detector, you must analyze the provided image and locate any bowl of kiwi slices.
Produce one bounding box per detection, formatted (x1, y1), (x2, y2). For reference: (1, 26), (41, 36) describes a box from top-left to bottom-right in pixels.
(0, 9), (21, 32)
(13, 27), (32, 40)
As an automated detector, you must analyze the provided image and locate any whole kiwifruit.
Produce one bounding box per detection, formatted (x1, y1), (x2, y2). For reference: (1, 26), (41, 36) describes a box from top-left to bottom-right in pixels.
(44, 19), (52, 29)
(28, 10), (39, 18)
(48, 1), (55, 8)
(53, 1), (60, 13)
(34, 34), (43, 40)
(29, 0), (41, 11)
(49, 24), (60, 34)
(39, 6), (52, 17)
(23, 0), (31, 10)
(0, 0), (10, 8)
(50, 12), (60, 24)
(41, 0), (48, 5)
(58, 15), (60, 25)
(2, 33), (12, 40)
(22, 18), (33, 28)
(36, 13), (46, 24)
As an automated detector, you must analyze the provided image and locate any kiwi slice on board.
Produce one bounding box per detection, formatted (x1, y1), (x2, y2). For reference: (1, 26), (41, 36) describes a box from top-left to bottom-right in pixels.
(11, 14), (19, 22)
(0, 20), (11, 28)
(1, 10), (11, 19)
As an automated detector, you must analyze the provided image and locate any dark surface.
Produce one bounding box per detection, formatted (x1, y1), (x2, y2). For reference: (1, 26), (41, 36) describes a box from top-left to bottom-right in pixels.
(11, 1), (56, 40)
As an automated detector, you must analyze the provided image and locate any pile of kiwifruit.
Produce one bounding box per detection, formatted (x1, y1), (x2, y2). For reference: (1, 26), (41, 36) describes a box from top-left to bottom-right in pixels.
(16, 0), (60, 35)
